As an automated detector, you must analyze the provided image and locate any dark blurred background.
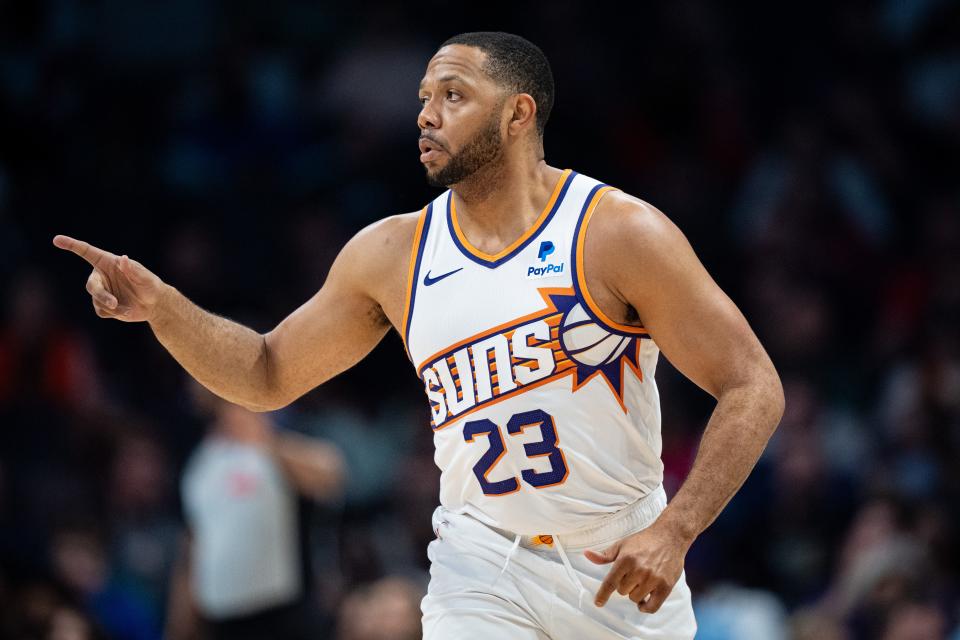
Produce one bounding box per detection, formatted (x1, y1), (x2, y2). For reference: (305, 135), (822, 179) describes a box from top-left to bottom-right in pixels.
(1, 1), (959, 639)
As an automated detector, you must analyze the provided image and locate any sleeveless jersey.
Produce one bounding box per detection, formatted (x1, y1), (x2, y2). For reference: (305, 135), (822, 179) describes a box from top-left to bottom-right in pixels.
(402, 169), (664, 535)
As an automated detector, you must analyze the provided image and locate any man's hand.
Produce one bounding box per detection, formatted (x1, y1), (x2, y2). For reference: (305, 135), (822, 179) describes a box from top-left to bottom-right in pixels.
(53, 235), (166, 323)
(584, 521), (691, 613)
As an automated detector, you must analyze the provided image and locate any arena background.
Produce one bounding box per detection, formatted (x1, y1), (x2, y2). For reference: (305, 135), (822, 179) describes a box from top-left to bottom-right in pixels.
(1, 1), (959, 638)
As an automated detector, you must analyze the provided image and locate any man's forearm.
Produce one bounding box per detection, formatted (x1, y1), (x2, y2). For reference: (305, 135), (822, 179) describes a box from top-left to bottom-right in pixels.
(656, 371), (784, 544)
(149, 285), (277, 411)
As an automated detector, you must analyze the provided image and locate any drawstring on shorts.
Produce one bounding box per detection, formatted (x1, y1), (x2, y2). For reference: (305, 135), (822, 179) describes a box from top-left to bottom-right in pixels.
(490, 532), (589, 611)
(492, 534), (522, 586)
(554, 537), (589, 610)
(477, 487), (668, 611)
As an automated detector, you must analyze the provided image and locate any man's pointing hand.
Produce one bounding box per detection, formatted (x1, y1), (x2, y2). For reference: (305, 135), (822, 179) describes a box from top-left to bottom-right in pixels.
(53, 234), (167, 323)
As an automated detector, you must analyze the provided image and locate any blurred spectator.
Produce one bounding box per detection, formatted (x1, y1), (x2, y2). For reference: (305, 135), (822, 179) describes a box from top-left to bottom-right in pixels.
(49, 521), (159, 640)
(3, 578), (107, 640)
(107, 431), (179, 624)
(790, 607), (850, 640)
(47, 605), (104, 640)
(882, 602), (948, 640)
(693, 582), (788, 640)
(165, 383), (344, 640)
(336, 576), (424, 640)
(0, 268), (104, 414)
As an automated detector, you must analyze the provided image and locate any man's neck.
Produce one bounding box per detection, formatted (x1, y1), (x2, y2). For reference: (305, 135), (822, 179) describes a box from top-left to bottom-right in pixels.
(451, 159), (564, 255)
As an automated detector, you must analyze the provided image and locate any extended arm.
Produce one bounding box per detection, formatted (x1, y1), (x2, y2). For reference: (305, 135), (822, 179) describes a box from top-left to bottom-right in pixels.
(583, 192), (784, 611)
(146, 229), (391, 410)
(53, 215), (415, 411)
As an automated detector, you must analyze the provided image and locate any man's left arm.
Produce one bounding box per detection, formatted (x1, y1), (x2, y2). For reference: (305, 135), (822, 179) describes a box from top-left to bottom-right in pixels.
(583, 192), (785, 612)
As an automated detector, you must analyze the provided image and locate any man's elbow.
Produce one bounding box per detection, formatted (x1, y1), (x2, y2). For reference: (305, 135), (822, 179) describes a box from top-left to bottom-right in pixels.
(240, 386), (297, 413)
(251, 336), (298, 412)
(229, 384), (294, 413)
(241, 399), (289, 413)
(231, 384), (293, 413)
(759, 362), (785, 429)
(722, 357), (784, 431)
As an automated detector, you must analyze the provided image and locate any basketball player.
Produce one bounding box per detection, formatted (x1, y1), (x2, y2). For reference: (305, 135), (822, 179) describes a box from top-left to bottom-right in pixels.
(54, 32), (784, 640)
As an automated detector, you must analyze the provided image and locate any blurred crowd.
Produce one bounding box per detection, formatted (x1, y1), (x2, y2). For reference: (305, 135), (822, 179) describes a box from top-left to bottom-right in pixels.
(1, 1), (959, 639)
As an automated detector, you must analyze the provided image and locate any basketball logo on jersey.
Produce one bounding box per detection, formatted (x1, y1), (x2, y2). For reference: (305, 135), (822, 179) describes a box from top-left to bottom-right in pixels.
(418, 287), (647, 429)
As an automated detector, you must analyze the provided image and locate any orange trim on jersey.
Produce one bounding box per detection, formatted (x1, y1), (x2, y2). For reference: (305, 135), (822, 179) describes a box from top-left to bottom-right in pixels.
(575, 187), (650, 336)
(416, 287), (574, 374)
(401, 206), (430, 356)
(433, 362), (576, 431)
(421, 285), (647, 429)
(437, 336), (643, 427)
(450, 169), (573, 261)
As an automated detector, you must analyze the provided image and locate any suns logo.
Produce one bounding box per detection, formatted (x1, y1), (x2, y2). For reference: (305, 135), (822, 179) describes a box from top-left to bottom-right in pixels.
(559, 302), (634, 367)
(417, 287), (649, 429)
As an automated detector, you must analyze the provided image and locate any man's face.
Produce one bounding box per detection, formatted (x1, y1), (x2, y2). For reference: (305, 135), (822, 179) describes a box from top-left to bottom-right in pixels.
(417, 45), (506, 188)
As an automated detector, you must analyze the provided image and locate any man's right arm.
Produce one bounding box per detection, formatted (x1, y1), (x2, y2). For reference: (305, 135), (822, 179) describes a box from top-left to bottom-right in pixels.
(146, 225), (393, 411)
(53, 213), (417, 412)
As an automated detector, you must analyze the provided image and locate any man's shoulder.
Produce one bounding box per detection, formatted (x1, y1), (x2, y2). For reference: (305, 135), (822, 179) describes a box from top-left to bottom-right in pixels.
(356, 209), (423, 242)
(589, 188), (677, 253)
(334, 210), (427, 310)
(343, 210), (424, 266)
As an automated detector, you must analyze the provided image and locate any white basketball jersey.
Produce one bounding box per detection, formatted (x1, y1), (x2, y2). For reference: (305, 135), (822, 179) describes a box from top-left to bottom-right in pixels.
(403, 169), (664, 535)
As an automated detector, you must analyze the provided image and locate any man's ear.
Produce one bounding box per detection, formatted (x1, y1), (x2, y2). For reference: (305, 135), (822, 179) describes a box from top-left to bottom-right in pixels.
(507, 93), (538, 136)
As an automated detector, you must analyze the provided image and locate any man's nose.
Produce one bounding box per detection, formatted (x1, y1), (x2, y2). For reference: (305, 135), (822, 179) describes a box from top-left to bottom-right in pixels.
(418, 100), (441, 130)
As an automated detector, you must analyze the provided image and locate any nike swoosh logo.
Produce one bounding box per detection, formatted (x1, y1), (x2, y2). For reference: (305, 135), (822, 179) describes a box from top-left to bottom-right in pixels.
(423, 267), (463, 286)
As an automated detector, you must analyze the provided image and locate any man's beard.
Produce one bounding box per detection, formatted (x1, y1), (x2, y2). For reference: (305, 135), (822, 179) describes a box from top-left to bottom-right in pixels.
(426, 113), (504, 188)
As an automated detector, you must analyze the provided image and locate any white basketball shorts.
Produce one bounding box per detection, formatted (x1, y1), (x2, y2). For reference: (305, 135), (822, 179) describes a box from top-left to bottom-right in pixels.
(421, 486), (697, 639)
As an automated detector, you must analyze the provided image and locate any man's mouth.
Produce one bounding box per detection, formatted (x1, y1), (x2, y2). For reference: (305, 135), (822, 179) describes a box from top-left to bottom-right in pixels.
(419, 137), (445, 163)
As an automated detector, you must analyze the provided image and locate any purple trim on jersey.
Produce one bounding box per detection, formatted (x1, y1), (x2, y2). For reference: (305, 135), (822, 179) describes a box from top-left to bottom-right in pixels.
(569, 183), (652, 340)
(404, 203), (434, 358)
(446, 171), (578, 268)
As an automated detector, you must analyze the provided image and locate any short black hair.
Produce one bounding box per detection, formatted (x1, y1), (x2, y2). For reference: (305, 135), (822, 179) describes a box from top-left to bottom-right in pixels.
(440, 31), (554, 138)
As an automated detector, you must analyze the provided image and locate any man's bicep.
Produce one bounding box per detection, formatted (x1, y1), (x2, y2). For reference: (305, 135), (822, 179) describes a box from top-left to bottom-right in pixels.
(263, 238), (391, 406)
(611, 206), (770, 399)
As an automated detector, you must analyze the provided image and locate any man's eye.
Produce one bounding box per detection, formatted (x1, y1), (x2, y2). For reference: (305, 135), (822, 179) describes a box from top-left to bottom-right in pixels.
(419, 96), (428, 106)
(447, 91), (461, 101)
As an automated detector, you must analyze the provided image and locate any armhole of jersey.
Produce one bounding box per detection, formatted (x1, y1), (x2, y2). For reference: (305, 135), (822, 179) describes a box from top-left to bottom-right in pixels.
(572, 185), (650, 337)
(401, 204), (432, 359)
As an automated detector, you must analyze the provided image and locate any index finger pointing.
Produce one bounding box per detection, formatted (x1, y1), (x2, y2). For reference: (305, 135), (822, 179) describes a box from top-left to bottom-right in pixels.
(53, 235), (111, 267)
(595, 562), (628, 607)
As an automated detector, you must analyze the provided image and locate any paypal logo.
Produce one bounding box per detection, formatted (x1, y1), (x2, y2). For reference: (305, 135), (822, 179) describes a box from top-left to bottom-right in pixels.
(527, 263), (564, 278)
(528, 240), (563, 279)
(537, 241), (555, 262)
